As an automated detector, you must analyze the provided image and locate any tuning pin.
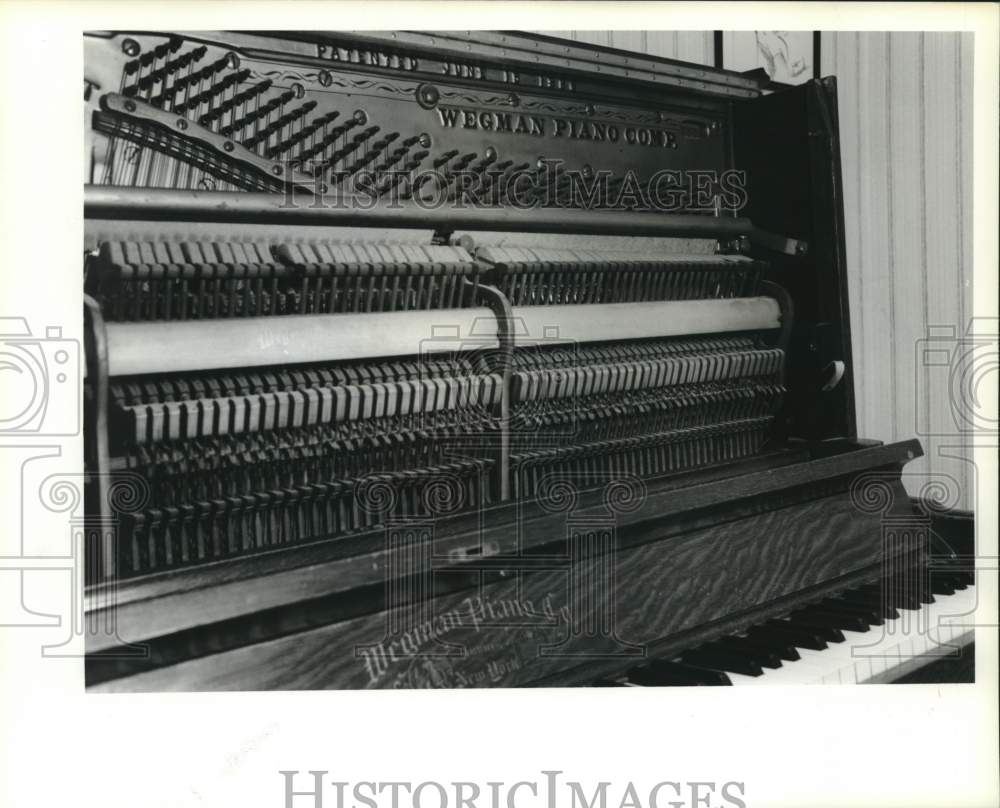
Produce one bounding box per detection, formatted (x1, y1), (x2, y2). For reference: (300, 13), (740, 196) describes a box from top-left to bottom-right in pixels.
(432, 149), (459, 169)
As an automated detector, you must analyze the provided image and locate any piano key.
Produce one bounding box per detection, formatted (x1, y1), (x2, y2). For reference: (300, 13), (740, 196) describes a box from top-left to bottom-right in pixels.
(810, 599), (886, 626)
(929, 577), (956, 596)
(747, 621), (829, 651)
(627, 660), (733, 687)
(711, 636), (787, 667)
(680, 646), (764, 677)
(835, 590), (901, 620)
(727, 585), (976, 686)
(788, 610), (865, 634)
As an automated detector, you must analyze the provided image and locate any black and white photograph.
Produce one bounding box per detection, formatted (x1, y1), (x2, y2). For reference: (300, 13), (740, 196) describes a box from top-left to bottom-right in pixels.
(1, 5), (997, 808)
(79, 27), (983, 692)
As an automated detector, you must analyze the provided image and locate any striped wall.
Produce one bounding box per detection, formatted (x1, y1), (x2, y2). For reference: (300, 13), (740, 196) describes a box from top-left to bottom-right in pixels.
(542, 31), (975, 508)
(822, 32), (974, 509)
(546, 30), (715, 64)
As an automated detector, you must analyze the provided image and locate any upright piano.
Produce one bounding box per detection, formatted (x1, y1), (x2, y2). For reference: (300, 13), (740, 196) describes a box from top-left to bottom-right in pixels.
(82, 30), (976, 689)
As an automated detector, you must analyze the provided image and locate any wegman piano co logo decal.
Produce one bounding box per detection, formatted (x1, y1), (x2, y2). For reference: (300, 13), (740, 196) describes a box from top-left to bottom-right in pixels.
(435, 106), (682, 149)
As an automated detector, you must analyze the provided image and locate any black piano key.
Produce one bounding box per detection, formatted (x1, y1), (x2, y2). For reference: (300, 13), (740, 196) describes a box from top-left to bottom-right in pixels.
(729, 633), (801, 662)
(943, 572), (969, 590)
(712, 637), (785, 668)
(627, 660), (732, 686)
(929, 577), (956, 596)
(772, 615), (847, 643)
(889, 582), (932, 609)
(680, 646), (764, 677)
(748, 622), (828, 651)
(858, 582), (928, 610)
(788, 609), (865, 634)
(836, 590), (901, 620)
(930, 570), (967, 590)
(815, 598), (886, 626)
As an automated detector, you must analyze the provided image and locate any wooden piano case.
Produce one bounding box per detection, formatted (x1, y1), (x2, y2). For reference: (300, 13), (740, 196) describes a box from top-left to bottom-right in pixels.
(82, 31), (942, 689)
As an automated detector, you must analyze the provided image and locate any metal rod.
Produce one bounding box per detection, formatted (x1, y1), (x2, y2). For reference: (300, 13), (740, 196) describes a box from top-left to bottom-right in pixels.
(84, 295), (114, 581)
(85, 185), (760, 240)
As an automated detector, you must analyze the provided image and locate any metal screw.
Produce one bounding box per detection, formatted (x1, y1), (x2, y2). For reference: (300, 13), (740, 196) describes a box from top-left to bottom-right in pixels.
(176, 118), (188, 130)
(353, 110), (368, 125)
(223, 141), (234, 152)
(319, 70), (332, 87)
(123, 100), (137, 112)
(272, 165), (283, 176)
(418, 132), (431, 148)
(122, 38), (140, 57)
(226, 52), (240, 70)
(416, 83), (439, 109)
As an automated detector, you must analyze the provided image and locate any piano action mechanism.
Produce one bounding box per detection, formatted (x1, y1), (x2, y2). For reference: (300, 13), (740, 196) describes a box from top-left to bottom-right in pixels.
(82, 31), (974, 689)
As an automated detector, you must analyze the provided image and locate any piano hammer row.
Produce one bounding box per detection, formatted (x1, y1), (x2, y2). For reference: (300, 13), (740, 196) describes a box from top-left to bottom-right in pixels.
(88, 238), (768, 320)
(510, 417), (774, 496)
(118, 374), (504, 445)
(476, 246), (764, 305)
(512, 348), (784, 401)
(511, 384), (785, 443)
(110, 355), (481, 406)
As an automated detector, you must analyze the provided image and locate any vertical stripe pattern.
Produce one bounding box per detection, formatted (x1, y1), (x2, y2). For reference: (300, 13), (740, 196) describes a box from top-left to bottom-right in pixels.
(538, 31), (974, 507)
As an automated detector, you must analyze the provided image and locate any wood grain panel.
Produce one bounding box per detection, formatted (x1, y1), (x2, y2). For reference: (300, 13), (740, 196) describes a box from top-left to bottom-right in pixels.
(91, 490), (894, 691)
